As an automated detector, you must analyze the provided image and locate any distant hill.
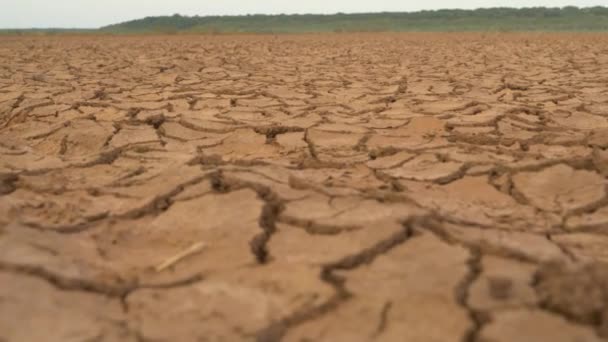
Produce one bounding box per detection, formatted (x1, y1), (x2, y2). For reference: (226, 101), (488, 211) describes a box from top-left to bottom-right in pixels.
(2, 7), (608, 35)
(99, 7), (608, 33)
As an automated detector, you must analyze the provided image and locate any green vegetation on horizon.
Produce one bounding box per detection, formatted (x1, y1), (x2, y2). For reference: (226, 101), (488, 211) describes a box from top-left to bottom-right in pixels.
(4, 7), (608, 34)
(99, 7), (608, 33)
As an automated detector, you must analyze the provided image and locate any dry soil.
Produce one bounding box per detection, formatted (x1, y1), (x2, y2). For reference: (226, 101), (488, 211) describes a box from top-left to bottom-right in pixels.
(1, 33), (608, 342)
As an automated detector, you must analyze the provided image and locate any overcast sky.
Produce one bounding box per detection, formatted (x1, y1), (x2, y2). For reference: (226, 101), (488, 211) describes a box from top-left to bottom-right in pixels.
(1, 0), (605, 28)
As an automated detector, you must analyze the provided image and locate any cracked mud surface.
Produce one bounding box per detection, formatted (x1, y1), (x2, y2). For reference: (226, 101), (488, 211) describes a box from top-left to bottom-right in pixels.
(1, 33), (608, 342)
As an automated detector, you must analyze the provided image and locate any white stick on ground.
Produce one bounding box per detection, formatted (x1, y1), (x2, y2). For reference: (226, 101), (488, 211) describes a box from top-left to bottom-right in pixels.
(155, 241), (207, 272)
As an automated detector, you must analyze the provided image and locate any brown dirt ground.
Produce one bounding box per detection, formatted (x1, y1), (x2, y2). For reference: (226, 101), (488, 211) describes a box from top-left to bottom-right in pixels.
(1, 33), (608, 342)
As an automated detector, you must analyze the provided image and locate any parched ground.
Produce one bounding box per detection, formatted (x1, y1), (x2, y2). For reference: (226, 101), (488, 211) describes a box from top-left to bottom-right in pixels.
(1, 33), (608, 342)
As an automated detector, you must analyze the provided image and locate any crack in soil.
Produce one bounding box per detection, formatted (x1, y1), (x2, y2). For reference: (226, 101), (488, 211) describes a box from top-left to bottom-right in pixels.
(255, 215), (426, 342)
(209, 171), (285, 263)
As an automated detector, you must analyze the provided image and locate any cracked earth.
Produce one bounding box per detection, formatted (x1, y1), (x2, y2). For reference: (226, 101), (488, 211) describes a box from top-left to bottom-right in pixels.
(1, 33), (608, 342)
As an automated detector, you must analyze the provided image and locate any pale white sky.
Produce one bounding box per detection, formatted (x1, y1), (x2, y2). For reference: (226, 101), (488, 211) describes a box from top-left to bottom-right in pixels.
(1, 0), (605, 28)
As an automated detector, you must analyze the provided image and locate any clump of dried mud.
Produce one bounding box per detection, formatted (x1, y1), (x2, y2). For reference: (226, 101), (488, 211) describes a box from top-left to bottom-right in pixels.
(1, 33), (608, 342)
(536, 261), (608, 337)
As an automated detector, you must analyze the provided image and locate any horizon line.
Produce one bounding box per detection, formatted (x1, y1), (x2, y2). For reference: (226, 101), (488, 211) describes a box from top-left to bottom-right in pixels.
(1, 5), (604, 30)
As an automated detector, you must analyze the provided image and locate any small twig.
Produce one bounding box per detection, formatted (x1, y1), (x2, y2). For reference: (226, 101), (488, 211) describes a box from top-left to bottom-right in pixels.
(155, 241), (207, 272)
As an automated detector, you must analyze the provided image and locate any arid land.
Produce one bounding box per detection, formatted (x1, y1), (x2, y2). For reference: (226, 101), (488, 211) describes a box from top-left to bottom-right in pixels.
(1, 33), (608, 342)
